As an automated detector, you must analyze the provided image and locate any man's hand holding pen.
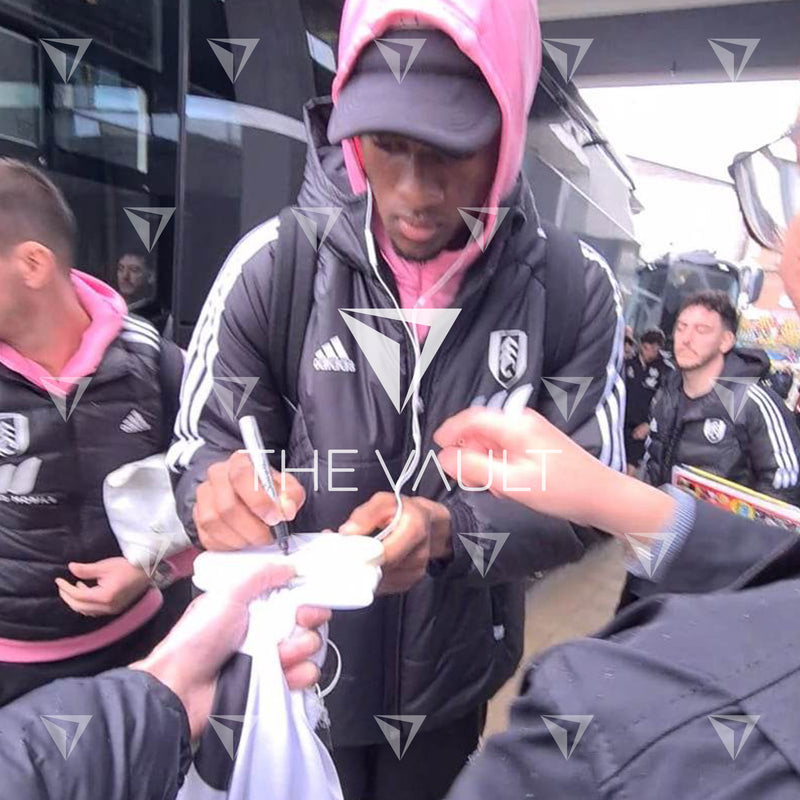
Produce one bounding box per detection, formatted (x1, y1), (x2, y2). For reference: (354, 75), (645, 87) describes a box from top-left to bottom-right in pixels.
(193, 448), (306, 552)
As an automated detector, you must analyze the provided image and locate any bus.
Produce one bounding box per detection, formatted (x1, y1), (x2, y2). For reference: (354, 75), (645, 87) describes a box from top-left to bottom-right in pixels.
(0, 0), (640, 346)
(627, 248), (764, 345)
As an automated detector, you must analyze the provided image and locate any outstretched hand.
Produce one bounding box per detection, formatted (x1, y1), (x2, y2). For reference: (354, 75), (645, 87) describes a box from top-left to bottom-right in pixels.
(434, 407), (675, 538)
(131, 563), (330, 739)
(434, 407), (601, 525)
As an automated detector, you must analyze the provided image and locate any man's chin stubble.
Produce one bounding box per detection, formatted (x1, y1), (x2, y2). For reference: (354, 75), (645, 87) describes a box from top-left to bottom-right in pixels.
(392, 243), (445, 263)
(679, 355), (714, 372)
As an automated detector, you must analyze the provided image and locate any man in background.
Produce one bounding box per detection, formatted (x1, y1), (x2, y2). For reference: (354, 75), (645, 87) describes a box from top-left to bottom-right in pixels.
(623, 326), (637, 361)
(643, 289), (800, 502)
(624, 327), (671, 474)
(115, 251), (170, 334)
(116, 251), (155, 309)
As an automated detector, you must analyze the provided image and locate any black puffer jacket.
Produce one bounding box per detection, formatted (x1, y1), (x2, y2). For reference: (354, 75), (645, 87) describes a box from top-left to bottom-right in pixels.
(0, 316), (180, 641)
(168, 100), (626, 746)
(644, 348), (800, 502)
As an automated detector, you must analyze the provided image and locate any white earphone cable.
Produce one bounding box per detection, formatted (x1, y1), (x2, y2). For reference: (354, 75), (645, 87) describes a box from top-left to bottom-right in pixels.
(364, 183), (423, 540)
(361, 186), (495, 539)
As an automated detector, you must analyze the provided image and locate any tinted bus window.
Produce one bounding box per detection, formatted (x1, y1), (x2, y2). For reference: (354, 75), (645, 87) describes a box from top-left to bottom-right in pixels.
(300, 0), (343, 96)
(53, 62), (150, 173)
(175, 0), (320, 341)
(0, 2), (179, 332)
(1, 0), (353, 342)
(0, 25), (39, 147)
(1, 0), (162, 68)
(39, 33), (178, 322)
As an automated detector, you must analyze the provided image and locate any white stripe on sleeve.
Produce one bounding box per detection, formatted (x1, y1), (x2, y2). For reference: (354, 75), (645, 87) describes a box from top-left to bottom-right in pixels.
(749, 385), (798, 489)
(580, 240), (626, 470)
(122, 315), (160, 344)
(167, 217), (281, 471)
(120, 331), (160, 351)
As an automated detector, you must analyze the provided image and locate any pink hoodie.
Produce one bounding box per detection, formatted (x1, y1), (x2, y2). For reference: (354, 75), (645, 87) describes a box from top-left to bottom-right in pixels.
(332, 0), (542, 312)
(0, 269), (126, 391)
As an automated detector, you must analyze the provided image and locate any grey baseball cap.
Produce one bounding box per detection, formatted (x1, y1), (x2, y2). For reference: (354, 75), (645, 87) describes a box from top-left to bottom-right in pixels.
(328, 28), (501, 156)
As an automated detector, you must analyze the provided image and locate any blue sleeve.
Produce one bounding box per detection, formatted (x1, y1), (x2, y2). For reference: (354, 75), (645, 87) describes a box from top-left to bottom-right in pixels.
(624, 485), (696, 580)
(628, 491), (798, 596)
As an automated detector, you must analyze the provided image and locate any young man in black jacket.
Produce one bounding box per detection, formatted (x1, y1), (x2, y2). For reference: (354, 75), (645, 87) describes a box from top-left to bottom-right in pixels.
(624, 327), (671, 473)
(167, 1), (624, 795)
(643, 289), (800, 502)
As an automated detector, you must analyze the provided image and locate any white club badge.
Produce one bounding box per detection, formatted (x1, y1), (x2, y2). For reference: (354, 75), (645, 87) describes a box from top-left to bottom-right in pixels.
(704, 418), (727, 444)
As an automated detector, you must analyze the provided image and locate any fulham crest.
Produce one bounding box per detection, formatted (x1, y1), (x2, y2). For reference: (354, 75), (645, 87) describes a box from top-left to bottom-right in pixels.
(489, 330), (528, 389)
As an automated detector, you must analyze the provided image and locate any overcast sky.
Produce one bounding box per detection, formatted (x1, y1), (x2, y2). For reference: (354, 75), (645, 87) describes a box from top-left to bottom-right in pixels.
(581, 80), (800, 182)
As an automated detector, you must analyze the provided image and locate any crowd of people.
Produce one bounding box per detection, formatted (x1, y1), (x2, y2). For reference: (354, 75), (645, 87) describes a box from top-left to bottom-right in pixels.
(0, 0), (799, 797)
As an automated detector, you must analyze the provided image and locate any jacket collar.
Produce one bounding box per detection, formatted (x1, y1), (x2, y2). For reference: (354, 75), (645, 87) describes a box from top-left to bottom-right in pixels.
(667, 347), (770, 421)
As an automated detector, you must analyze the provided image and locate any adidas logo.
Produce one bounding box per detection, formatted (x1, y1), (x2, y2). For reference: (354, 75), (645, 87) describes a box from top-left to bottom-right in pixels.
(120, 410), (152, 434)
(313, 336), (356, 373)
